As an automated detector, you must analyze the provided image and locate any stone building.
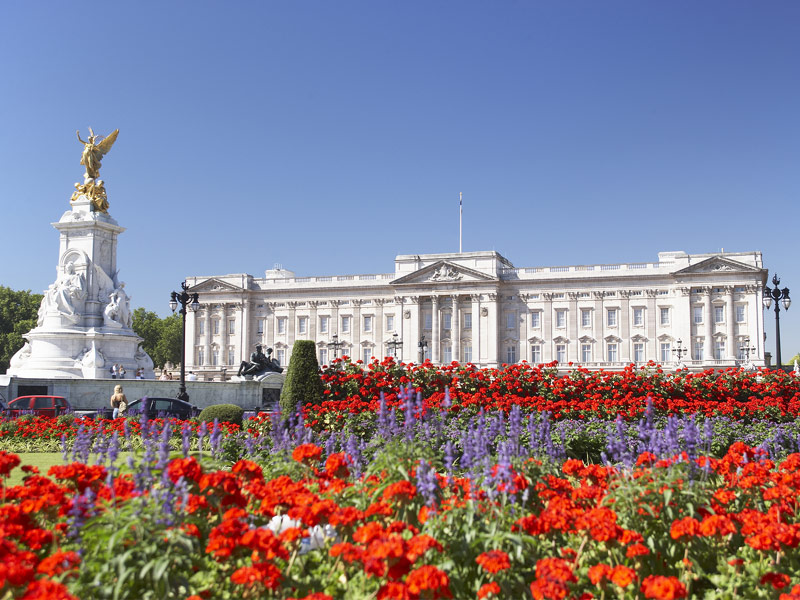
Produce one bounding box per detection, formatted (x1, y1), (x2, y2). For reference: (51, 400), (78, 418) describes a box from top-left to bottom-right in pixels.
(184, 249), (767, 378)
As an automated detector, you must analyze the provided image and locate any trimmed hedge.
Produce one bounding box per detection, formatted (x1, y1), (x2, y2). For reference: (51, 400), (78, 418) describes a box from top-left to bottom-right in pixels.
(280, 339), (324, 418)
(198, 404), (244, 427)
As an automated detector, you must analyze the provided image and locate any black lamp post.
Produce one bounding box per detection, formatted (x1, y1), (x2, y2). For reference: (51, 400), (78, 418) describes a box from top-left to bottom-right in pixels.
(740, 337), (756, 362)
(387, 332), (403, 360)
(169, 281), (200, 401)
(672, 338), (687, 363)
(418, 334), (428, 363)
(329, 334), (344, 363)
(763, 274), (791, 367)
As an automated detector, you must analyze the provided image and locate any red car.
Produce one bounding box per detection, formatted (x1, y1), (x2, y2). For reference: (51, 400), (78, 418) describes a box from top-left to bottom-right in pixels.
(7, 395), (72, 417)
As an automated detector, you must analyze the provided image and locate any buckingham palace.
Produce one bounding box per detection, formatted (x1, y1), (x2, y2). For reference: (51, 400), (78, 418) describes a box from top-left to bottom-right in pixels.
(183, 249), (768, 378)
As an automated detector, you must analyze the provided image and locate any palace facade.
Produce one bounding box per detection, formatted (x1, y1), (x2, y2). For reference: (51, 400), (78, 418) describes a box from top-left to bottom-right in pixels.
(184, 249), (768, 378)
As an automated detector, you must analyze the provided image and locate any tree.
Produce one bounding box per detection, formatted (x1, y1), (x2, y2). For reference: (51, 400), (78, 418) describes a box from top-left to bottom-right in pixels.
(0, 286), (43, 373)
(280, 340), (324, 418)
(786, 353), (800, 367)
(132, 308), (182, 368)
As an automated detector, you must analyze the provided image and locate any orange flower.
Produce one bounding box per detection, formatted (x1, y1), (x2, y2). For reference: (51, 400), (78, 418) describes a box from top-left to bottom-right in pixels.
(476, 550), (511, 574)
(640, 575), (687, 600)
(609, 565), (637, 588)
(588, 564), (612, 585)
(670, 517), (700, 540)
(405, 565), (452, 599)
(761, 572), (791, 590)
(626, 543), (650, 558)
(383, 480), (417, 503)
(292, 444), (323, 465)
(478, 582), (501, 598)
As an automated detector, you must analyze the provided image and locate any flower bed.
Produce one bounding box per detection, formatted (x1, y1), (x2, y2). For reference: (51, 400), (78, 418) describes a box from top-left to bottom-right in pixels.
(5, 435), (800, 599)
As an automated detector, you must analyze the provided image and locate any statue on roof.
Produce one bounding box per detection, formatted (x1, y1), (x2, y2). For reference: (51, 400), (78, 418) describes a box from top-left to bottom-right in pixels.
(77, 128), (119, 180)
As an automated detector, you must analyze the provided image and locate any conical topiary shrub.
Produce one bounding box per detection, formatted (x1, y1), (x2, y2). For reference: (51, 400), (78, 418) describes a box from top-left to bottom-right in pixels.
(280, 339), (324, 418)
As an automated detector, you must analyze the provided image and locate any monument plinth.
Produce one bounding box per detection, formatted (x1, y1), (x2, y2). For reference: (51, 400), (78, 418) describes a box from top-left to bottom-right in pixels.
(6, 128), (154, 379)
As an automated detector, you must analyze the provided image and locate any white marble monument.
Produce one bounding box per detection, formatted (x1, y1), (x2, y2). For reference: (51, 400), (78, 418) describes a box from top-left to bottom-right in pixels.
(6, 128), (154, 379)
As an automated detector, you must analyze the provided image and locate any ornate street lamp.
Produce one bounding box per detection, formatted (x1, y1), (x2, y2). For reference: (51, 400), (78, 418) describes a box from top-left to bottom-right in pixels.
(763, 274), (791, 367)
(418, 334), (428, 364)
(329, 334), (344, 363)
(170, 281), (200, 401)
(386, 332), (403, 360)
(672, 338), (687, 363)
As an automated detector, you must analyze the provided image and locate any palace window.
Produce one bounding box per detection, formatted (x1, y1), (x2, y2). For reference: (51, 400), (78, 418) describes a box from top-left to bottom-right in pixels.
(213, 320), (220, 335)
(660, 307), (670, 325)
(693, 340), (704, 361)
(714, 307), (725, 324)
(634, 343), (644, 362)
(198, 321), (205, 335)
(464, 313), (472, 329)
(227, 347), (235, 365)
(714, 339), (725, 360)
(362, 347), (373, 364)
(736, 305), (746, 323)
(443, 313), (452, 330)
(556, 344), (566, 363)
(298, 317), (308, 335)
(257, 319), (264, 335)
(506, 345), (517, 364)
(341, 316), (351, 333)
(276, 349), (286, 366)
(506, 312), (516, 329)
(277, 317), (287, 334)
(319, 316), (329, 334)
(197, 348), (204, 366)
(530, 312), (540, 328)
(607, 309), (618, 327)
(462, 344), (472, 363)
(443, 345), (452, 363)
(581, 344), (592, 363)
(556, 310), (566, 328)
(424, 313), (432, 330)
(386, 315), (394, 331)
(228, 319), (235, 335)
(607, 343), (618, 362)
(363, 316), (373, 332)
(660, 343), (671, 363)
(212, 348), (219, 366)
(319, 348), (328, 366)
(633, 308), (644, 327)
(531, 345), (542, 364)
(581, 309), (591, 328)
(693, 307), (703, 324)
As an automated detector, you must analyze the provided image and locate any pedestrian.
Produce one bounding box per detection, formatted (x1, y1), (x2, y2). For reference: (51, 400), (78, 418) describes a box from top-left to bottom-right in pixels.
(110, 363), (117, 379)
(119, 365), (126, 379)
(159, 368), (170, 381)
(110, 384), (127, 419)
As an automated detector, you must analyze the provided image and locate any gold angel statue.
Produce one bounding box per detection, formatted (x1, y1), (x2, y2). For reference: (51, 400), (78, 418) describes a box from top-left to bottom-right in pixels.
(76, 127), (119, 180)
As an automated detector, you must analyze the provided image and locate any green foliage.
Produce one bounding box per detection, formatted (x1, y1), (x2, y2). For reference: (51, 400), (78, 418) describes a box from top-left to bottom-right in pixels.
(132, 308), (182, 368)
(198, 403), (244, 426)
(280, 339), (324, 417)
(786, 353), (800, 366)
(0, 286), (43, 373)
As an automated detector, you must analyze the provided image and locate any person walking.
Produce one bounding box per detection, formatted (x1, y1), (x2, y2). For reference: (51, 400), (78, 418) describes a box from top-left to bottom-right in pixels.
(119, 365), (126, 379)
(110, 384), (128, 419)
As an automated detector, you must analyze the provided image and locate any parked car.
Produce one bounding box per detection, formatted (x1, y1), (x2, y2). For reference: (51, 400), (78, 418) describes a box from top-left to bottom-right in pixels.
(7, 395), (72, 417)
(125, 397), (199, 420)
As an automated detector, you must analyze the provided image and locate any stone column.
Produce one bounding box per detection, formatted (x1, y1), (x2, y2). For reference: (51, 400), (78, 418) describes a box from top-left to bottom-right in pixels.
(220, 304), (228, 367)
(406, 297), (421, 363)
(703, 288), (713, 362)
(520, 294), (531, 363)
(646, 289), (657, 362)
(568, 292), (580, 363)
(543, 293), (554, 363)
(620, 291), (631, 363)
(309, 301), (318, 342)
(676, 288), (692, 361)
(725, 286), (736, 359)
(288, 302), (297, 361)
(452, 295), (461, 363)
(204, 307), (212, 371)
(186, 305), (197, 369)
(266, 303), (276, 350)
(471, 294), (481, 365)
(486, 293), (499, 367)
(431, 296), (440, 363)
(241, 299), (251, 364)
(376, 299), (385, 358)
(593, 291), (604, 361)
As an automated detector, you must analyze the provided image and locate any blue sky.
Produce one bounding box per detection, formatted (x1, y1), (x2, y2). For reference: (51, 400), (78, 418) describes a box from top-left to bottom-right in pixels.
(1, 1), (799, 359)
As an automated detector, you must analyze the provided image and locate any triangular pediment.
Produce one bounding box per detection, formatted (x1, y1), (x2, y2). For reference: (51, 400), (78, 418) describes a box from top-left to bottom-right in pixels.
(674, 256), (763, 276)
(190, 278), (244, 293)
(391, 260), (498, 285)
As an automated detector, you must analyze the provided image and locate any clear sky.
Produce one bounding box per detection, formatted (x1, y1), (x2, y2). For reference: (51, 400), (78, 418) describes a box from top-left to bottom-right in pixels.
(1, 1), (799, 360)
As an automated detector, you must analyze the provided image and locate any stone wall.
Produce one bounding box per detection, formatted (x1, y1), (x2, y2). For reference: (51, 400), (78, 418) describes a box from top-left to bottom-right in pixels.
(0, 375), (282, 411)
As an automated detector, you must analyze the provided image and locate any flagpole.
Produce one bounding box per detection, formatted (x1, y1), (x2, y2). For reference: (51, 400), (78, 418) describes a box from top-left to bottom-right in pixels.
(459, 192), (462, 253)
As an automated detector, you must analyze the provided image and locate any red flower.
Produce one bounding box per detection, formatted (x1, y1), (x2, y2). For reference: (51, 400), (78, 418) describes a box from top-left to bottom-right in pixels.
(292, 444), (323, 465)
(640, 575), (687, 600)
(478, 582), (501, 598)
(405, 565), (452, 599)
(476, 550), (511, 574)
(761, 572), (792, 590)
(383, 480), (417, 503)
